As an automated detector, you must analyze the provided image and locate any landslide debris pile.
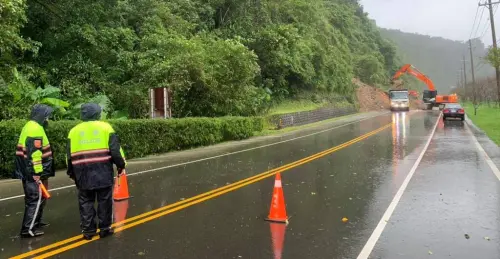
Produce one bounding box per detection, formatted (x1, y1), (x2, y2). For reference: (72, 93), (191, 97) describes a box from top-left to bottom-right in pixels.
(353, 79), (390, 112)
(354, 78), (425, 111)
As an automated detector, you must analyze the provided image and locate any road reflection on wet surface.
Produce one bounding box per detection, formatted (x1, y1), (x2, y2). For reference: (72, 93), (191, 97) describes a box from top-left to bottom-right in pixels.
(1, 111), (499, 259)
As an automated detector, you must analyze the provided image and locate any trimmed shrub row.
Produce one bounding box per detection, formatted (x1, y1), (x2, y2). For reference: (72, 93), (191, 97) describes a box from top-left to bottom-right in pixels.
(0, 117), (264, 178)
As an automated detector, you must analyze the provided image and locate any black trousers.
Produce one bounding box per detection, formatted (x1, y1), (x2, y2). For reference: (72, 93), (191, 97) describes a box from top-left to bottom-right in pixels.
(21, 179), (48, 234)
(78, 186), (113, 234)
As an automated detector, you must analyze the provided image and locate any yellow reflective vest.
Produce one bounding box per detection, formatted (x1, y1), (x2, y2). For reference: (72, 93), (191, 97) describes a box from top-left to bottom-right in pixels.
(14, 121), (54, 180)
(66, 121), (126, 190)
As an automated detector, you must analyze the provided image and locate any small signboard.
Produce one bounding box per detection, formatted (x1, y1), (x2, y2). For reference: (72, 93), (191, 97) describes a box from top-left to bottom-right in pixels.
(149, 87), (172, 119)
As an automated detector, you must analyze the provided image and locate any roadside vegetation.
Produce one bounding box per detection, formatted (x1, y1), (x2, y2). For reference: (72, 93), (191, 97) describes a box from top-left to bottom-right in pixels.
(464, 102), (500, 145)
(0, 117), (264, 177)
(458, 71), (500, 145)
(1, 0), (399, 120)
(267, 91), (353, 115)
(0, 0), (406, 177)
(268, 100), (326, 116)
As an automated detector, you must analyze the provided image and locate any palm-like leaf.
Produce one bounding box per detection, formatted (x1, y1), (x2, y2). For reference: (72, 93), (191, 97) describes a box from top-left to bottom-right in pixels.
(88, 95), (111, 111)
(39, 86), (62, 98)
(40, 97), (70, 108)
(7, 68), (35, 102)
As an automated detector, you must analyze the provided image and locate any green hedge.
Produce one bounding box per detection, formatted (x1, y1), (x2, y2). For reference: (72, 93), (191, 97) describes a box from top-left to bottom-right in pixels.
(0, 117), (264, 178)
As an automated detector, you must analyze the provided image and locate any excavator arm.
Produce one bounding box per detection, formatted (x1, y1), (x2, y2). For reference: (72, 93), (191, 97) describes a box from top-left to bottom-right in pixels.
(391, 64), (436, 91)
(391, 64), (457, 109)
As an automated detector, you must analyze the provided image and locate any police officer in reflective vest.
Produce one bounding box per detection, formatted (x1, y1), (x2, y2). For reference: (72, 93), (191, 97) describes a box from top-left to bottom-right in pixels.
(14, 104), (55, 237)
(66, 103), (126, 240)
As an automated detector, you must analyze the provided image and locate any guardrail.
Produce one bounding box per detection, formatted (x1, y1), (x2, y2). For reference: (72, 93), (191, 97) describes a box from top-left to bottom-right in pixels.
(268, 105), (357, 129)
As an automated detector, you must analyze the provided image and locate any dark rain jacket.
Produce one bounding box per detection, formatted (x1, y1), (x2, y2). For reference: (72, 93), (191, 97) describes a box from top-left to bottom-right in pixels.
(66, 103), (127, 190)
(13, 104), (55, 181)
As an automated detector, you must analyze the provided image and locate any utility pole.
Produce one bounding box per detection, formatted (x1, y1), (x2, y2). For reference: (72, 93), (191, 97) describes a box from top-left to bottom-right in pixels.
(480, 0), (500, 105)
(463, 55), (468, 100)
(460, 69), (464, 91)
(470, 39), (478, 114)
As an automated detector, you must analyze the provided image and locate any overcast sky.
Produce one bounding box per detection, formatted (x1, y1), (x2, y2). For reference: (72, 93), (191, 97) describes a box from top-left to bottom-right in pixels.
(359, 0), (499, 46)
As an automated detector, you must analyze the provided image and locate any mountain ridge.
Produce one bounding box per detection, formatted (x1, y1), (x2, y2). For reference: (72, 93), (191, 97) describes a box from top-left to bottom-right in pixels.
(380, 28), (495, 94)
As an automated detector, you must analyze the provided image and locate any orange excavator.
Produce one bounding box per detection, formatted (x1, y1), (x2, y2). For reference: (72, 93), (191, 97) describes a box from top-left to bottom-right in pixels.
(391, 64), (458, 110)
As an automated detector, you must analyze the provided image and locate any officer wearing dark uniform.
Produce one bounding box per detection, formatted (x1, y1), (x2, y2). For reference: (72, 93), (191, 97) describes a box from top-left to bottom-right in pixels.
(14, 104), (55, 237)
(66, 103), (126, 240)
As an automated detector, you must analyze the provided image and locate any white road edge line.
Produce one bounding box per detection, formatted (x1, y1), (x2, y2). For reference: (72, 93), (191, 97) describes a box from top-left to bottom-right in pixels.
(466, 124), (500, 181)
(357, 113), (441, 259)
(0, 112), (389, 203)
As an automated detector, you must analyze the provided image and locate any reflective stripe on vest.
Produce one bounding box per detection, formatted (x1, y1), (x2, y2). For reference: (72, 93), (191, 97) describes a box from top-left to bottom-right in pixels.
(68, 121), (114, 166)
(32, 150), (43, 173)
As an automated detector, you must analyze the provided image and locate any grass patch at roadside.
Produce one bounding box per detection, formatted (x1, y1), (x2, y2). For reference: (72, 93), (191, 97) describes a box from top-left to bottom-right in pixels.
(464, 103), (500, 145)
(254, 113), (359, 137)
(267, 99), (327, 115)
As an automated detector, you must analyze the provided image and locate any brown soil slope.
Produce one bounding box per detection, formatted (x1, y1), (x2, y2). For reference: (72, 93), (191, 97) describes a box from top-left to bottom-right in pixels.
(353, 78), (390, 112)
(353, 78), (424, 111)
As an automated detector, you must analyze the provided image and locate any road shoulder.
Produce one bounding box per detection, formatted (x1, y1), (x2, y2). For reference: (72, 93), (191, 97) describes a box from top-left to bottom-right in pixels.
(465, 116), (500, 172)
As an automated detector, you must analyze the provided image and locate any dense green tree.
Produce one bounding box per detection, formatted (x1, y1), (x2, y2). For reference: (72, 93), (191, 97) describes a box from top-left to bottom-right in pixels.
(1, 0), (400, 119)
(0, 0), (38, 77)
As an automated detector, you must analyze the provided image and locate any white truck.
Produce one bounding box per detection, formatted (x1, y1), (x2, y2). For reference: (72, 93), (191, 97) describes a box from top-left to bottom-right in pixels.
(389, 89), (410, 111)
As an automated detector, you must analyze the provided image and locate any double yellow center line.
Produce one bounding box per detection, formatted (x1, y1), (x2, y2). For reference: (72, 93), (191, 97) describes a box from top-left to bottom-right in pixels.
(11, 123), (391, 259)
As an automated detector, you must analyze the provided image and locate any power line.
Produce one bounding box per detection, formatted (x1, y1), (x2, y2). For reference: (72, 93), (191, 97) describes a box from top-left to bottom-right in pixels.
(481, 19), (491, 39)
(479, 4), (499, 40)
(477, 7), (491, 38)
(465, 5), (486, 73)
(475, 59), (489, 72)
(479, 0), (500, 104)
(466, 2), (497, 84)
(474, 40), (500, 72)
(470, 5), (482, 38)
(473, 6), (487, 38)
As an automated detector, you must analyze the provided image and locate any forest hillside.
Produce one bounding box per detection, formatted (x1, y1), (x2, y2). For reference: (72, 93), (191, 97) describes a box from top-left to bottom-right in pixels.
(0, 0), (399, 119)
(381, 28), (495, 94)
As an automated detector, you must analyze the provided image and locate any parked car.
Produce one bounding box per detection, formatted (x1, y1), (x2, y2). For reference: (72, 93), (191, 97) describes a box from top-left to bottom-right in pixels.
(442, 103), (465, 121)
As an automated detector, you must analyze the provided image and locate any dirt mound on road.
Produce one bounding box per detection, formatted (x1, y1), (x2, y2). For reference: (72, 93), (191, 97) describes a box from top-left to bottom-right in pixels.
(353, 78), (390, 112)
(410, 98), (424, 110)
(353, 78), (425, 111)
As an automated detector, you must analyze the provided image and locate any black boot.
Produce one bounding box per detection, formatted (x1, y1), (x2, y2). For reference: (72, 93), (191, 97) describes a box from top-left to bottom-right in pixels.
(82, 232), (96, 240)
(20, 229), (44, 238)
(37, 221), (50, 228)
(99, 228), (114, 238)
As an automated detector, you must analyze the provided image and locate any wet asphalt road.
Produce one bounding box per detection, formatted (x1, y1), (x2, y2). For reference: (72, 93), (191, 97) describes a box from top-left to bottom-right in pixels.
(0, 111), (499, 258)
(370, 119), (500, 259)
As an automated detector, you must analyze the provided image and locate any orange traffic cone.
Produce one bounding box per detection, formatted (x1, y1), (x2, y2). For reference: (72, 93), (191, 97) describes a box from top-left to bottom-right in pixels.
(113, 199), (129, 224)
(269, 222), (286, 259)
(113, 171), (130, 201)
(265, 173), (288, 223)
